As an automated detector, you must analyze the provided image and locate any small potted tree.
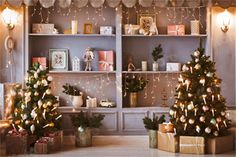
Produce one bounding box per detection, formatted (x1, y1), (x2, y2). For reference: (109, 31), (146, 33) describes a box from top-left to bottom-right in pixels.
(62, 83), (83, 108)
(71, 111), (105, 147)
(123, 75), (149, 107)
(143, 115), (166, 148)
(152, 44), (163, 71)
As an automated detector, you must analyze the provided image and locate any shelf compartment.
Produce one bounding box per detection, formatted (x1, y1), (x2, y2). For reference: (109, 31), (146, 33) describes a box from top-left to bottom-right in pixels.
(29, 34), (116, 37)
(49, 71), (116, 74)
(122, 71), (181, 74)
(122, 34), (207, 37)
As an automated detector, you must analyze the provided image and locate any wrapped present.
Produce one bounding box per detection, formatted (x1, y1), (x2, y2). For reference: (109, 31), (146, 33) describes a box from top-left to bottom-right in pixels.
(6, 130), (28, 155)
(159, 123), (174, 133)
(157, 131), (179, 153)
(180, 136), (205, 154)
(206, 135), (235, 154)
(32, 57), (47, 68)
(166, 63), (182, 71)
(167, 25), (185, 35)
(98, 51), (115, 71)
(34, 138), (49, 154)
(0, 83), (21, 120)
(44, 131), (62, 152)
(28, 135), (38, 149)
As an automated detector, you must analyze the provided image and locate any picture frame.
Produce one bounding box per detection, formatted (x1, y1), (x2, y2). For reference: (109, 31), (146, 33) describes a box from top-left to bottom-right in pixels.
(84, 23), (93, 34)
(137, 14), (156, 32)
(49, 49), (68, 71)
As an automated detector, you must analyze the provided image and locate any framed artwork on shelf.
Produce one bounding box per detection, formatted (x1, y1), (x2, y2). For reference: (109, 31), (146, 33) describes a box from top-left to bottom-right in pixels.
(49, 49), (68, 71)
(84, 23), (93, 34)
(137, 14), (156, 32)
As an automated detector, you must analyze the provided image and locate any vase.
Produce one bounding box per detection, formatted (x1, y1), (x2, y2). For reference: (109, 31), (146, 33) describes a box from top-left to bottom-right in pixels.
(152, 62), (159, 71)
(129, 92), (138, 107)
(75, 127), (92, 147)
(149, 129), (157, 148)
(72, 96), (83, 108)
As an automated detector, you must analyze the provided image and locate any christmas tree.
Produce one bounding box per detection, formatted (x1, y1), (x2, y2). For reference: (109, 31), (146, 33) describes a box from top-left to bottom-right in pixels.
(12, 62), (61, 137)
(170, 42), (231, 137)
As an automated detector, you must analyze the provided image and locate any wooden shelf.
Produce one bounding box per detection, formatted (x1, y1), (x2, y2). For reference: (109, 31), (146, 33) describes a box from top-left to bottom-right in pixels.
(29, 33), (116, 37)
(122, 71), (181, 74)
(58, 106), (117, 113)
(49, 71), (116, 74)
(122, 34), (207, 37)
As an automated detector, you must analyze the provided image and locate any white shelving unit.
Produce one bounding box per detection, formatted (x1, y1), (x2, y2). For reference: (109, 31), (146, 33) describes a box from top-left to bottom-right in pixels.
(25, 5), (210, 135)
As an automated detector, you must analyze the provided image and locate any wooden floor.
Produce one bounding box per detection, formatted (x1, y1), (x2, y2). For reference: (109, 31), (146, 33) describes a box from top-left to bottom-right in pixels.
(3, 136), (236, 157)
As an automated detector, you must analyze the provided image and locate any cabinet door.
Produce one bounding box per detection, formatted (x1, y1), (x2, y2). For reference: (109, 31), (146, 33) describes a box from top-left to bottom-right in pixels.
(150, 110), (170, 122)
(90, 110), (118, 134)
(121, 110), (148, 132)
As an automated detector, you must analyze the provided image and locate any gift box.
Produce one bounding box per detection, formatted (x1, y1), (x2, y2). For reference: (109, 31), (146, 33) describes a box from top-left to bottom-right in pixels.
(157, 131), (179, 153)
(44, 131), (62, 152)
(98, 51), (115, 71)
(167, 25), (185, 35)
(180, 136), (205, 154)
(206, 135), (235, 154)
(159, 123), (174, 133)
(32, 57), (47, 68)
(6, 130), (28, 155)
(0, 83), (21, 120)
(28, 135), (38, 149)
(32, 23), (54, 34)
(34, 138), (49, 154)
(100, 26), (113, 35)
(166, 63), (182, 71)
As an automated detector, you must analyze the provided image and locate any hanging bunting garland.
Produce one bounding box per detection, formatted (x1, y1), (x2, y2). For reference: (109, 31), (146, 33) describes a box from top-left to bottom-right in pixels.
(106, 0), (120, 8)
(73, 0), (88, 8)
(7, 0), (23, 7)
(139, 0), (153, 7)
(58, 0), (71, 9)
(24, 0), (38, 6)
(39, 0), (55, 8)
(122, 0), (137, 8)
(90, 0), (105, 8)
(154, 0), (168, 8)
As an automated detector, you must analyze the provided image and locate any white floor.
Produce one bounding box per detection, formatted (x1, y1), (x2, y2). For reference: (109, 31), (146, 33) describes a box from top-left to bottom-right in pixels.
(5, 136), (236, 157)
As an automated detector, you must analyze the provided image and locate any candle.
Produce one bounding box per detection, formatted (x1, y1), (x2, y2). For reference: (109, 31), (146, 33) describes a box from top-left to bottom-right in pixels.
(190, 67), (193, 73)
(212, 95), (214, 102)
(203, 95), (207, 104)
(174, 111), (177, 118)
(217, 94), (221, 100)
(185, 109), (188, 117)
(177, 84), (181, 90)
(223, 121), (227, 127)
(212, 109), (215, 116)
(184, 123), (187, 130)
(174, 128), (176, 135)
(141, 61), (147, 71)
(216, 123), (219, 130)
(194, 108), (197, 116)
(178, 92), (181, 99)
(72, 20), (78, 34)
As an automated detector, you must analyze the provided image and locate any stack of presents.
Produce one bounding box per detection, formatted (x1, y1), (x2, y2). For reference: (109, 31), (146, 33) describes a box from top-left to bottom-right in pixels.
(157, 123), (235, 154)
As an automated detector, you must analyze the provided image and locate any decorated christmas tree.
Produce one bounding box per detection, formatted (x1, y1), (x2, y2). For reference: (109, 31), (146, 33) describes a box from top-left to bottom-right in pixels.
(12, 62), (61, 137)
(169, 41), (231, 137)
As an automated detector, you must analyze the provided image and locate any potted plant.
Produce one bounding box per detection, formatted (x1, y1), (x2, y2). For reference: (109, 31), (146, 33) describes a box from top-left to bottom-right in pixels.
(152, 44), (163, 71)
(71, 111), (105, 147)
(123, 75), (149, 107)
(143, 115), (166, 148)
(62, 83), (83, 108)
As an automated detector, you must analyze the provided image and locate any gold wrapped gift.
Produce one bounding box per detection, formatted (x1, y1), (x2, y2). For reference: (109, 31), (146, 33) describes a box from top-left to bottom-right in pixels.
(180, 136), (205, 154)
(157, 131), (179, 153)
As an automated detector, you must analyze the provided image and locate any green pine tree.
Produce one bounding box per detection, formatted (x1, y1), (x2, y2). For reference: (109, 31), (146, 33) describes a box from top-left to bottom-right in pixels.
(12, 62), (61, 137)
(169, 42), (231, 137)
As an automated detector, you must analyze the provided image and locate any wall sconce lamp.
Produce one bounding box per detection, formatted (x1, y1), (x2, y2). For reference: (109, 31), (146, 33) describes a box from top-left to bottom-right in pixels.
(1, 7), (19, 30)
(218, 9), (231, 33)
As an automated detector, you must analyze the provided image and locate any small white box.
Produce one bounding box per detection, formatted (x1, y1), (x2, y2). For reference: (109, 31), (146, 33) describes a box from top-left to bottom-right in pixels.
(166, 63), (182, 71)
(100, 26), (113, 35)
(72, 57), (80, 71)
(32, 23), (54, 34)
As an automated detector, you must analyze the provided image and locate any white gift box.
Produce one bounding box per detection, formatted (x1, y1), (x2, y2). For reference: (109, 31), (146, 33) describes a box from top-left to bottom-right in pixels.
(32, 23), (55, 34)
(100, 26), (113, 35)
(166, 63), (182, 71)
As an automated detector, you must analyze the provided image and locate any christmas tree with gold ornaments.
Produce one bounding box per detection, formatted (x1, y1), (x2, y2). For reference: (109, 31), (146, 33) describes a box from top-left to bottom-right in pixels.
(169, 42), (231, 137)
(12, 62), (61, 137)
